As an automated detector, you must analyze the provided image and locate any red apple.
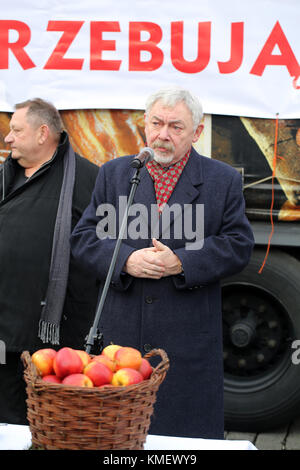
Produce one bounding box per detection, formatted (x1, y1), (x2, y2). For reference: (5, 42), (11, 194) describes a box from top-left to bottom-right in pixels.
(102, 344), (122, 361)
(138, 358), (153, 380)
(111, 368), (144, 386)
(62, 373), (93, 388)
(114, 347), (142, 371)
(83, 361), (113, 386)
(31, 348), (57, 377)
(92, 355), (116, 372)
(42, 374), (62, 384)
(75, 350), (91, 369)
(53, 347), (83, 378)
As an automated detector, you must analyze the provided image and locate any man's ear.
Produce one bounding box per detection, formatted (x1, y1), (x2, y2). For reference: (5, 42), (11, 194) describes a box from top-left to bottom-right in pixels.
(192, 123), (204, 143)
(38, 124), (49, 144)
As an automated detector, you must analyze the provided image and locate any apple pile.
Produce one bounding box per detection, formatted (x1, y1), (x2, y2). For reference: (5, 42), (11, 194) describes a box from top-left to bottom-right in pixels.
(31, 344), (153, 388)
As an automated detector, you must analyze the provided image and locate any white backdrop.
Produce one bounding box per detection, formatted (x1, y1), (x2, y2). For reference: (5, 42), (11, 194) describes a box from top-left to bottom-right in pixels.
(0, 0), (300, 117)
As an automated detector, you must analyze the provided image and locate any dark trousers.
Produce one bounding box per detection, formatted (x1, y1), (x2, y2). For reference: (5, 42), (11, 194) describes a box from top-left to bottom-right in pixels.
(0, 352), (28, 425)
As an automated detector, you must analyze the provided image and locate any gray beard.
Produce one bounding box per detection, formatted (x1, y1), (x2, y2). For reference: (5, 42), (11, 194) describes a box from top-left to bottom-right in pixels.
(153, 152), (174, 165)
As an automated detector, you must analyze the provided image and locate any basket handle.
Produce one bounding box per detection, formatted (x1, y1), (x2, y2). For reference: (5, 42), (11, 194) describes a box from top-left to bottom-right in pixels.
(21, 351), (32, 369)
(144, 348), (170, 379)
(21, 350), (41, 386)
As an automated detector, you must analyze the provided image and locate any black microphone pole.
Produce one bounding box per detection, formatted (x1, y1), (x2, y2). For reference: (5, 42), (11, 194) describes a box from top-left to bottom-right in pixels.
(85, 154), (151, 354)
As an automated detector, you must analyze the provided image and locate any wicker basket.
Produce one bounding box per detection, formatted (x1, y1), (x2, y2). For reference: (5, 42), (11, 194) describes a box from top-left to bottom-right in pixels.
(21, 348), (169, 450)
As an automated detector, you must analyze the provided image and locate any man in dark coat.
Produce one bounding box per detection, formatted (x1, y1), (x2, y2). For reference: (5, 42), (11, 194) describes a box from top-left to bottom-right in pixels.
(0, 98), (99, 425)
(70, 87), (255, 439)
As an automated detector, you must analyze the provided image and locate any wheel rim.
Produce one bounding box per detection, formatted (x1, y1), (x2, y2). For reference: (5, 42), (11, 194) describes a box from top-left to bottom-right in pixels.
(222, 282), (295, 394)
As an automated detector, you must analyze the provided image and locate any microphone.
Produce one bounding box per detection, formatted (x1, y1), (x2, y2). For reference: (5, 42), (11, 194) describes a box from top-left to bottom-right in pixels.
(131, 147), (154, 168)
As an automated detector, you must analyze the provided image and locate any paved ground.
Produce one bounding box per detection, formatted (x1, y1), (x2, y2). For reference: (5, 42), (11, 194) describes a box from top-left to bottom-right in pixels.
(224, 417), (300, 450)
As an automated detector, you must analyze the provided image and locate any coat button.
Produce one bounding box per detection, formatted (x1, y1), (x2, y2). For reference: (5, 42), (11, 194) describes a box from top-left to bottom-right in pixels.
(145, 296), (153, 304)
(144, 343), (152, 352)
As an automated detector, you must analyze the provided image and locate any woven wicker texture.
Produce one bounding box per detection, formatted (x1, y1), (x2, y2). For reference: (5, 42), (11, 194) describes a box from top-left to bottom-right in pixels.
(21, 349), (169, 450)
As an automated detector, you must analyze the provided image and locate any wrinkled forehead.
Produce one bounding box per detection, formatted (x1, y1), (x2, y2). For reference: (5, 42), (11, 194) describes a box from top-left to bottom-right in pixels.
(147, 99), (194, 123)
(12, 106), (28, 119)
(11, 106), (39, 129)
(10, 107), (30, 127)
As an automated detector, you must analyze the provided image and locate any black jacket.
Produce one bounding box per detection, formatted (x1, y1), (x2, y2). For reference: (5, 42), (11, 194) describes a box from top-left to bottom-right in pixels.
(0, 132), (99, 352)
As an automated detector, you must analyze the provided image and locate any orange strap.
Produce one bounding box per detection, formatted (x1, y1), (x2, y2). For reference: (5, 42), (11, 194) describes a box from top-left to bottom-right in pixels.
(258, 114), (279, 274)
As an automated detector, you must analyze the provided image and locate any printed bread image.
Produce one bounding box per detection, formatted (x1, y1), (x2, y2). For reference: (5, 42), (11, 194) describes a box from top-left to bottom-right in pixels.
(241, 117), (300, 220)
(60, 109), (146, 165)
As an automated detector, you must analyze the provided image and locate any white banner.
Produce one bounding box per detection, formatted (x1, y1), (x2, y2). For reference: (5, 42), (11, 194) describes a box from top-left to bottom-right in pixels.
(0, 0), (300, 118)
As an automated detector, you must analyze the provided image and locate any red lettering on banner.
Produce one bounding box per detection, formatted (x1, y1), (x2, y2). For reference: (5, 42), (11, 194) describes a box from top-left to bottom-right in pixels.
(0, 20), (35, 69)
(0, 18), (299, 83)
(129, 22), (163, 71)
(250, 21), (300, 77)
(218, 22), (244, 73)
(90, 22), (121, 70)
(44, 21), (84, 70)
(171, 21), (211, 73)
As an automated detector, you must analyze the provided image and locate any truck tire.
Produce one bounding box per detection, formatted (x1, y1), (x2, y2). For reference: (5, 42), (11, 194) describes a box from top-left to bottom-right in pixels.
(222, 248), (300, 431)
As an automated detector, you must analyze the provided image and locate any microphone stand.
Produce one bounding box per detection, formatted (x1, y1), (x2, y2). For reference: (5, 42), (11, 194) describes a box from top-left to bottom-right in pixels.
(85, 160), (145, 354)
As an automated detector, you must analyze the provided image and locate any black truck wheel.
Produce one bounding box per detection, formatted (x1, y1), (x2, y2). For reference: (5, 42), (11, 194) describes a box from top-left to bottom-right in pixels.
(222, 248), (300, 431)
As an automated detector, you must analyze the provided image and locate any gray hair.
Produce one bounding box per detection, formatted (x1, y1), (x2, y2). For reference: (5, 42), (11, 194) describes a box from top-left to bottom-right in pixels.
(145, 87), (203, 131)
(15, 98), (63, 139)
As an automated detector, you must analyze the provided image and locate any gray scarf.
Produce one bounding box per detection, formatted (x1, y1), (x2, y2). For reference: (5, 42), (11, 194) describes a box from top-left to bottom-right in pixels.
(38, 144), (76, 345)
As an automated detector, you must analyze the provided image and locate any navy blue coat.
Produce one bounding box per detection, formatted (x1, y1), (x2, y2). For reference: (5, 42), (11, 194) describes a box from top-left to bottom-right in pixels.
(70, 147), (254, 439)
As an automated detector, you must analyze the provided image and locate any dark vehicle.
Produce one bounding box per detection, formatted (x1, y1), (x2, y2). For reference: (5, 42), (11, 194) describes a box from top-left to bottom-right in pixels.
(213, 115), (300, 431)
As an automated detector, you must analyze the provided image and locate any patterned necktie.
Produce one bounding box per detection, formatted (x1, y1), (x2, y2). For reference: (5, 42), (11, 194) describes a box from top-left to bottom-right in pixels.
(146, 150), (190, 213)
